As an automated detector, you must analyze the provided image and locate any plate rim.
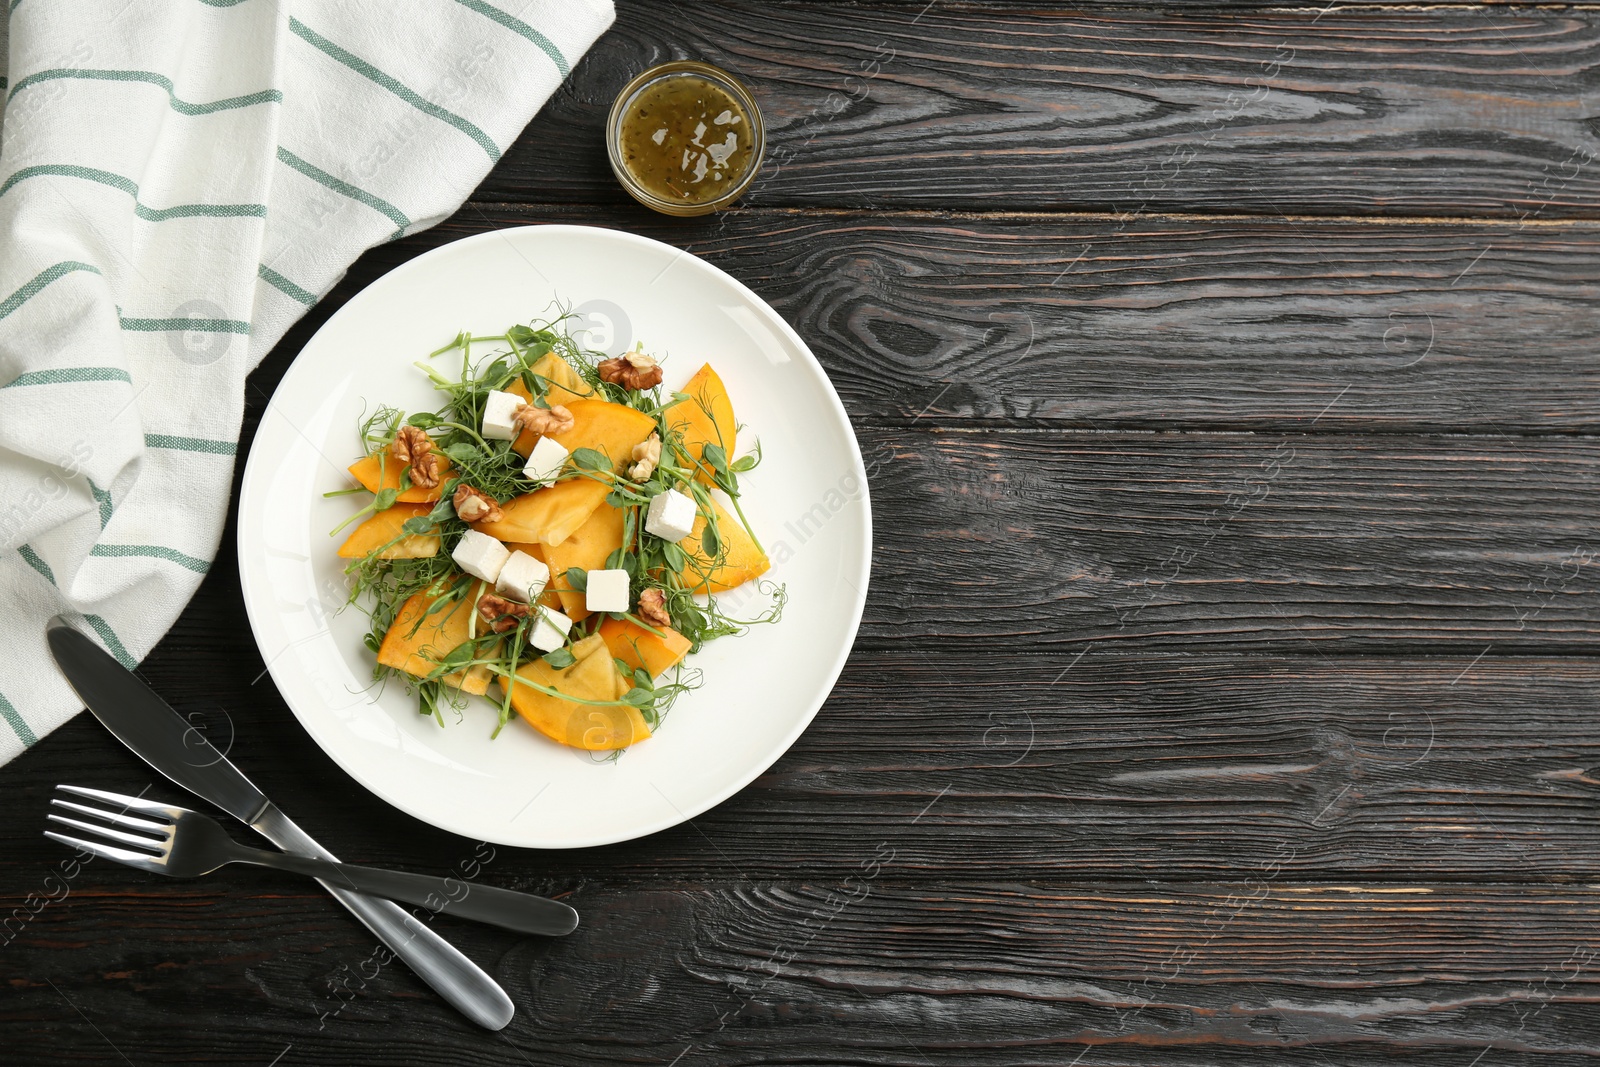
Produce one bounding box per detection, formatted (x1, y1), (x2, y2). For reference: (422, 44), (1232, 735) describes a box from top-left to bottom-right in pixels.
(236, 223), (873, 849)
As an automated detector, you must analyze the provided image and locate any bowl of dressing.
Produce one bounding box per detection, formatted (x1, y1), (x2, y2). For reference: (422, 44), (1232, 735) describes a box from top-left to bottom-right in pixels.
(607, 60), (764, 216)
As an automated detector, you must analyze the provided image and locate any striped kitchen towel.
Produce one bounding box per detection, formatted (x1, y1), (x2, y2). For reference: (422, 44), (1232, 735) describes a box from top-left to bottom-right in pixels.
(0, 0), (615, 763)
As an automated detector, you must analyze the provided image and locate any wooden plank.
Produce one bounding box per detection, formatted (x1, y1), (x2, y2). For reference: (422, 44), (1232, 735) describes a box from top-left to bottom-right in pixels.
(484, 3), (1600, 218)
(3, 878), (1597, 1064)
(853, 426), (1600, 654)
(9, 651), (1600, 881)
(279, 206), (1600, 434)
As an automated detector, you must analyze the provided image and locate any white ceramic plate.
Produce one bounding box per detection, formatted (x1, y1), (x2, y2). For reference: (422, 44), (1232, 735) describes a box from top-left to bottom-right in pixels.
(237, 225), (870, 848)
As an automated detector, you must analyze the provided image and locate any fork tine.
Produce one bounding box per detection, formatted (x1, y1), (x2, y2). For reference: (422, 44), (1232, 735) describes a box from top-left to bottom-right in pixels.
(50, 798), (170, 836)
(44, 831), (169, 873)
(46, 813), (169, 852)
(55, 784), (181, 819)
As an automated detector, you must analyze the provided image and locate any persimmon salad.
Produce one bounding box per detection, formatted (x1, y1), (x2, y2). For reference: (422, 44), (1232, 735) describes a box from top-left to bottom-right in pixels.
(330, 316), (781, 753)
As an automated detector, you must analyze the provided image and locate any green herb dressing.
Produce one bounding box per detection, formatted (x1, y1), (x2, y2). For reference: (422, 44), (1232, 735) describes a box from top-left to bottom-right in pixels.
(618, 75), (754, 205)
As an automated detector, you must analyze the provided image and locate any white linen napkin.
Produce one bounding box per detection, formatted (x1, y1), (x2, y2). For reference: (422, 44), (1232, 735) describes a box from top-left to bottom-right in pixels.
(0, 0), (615, 763)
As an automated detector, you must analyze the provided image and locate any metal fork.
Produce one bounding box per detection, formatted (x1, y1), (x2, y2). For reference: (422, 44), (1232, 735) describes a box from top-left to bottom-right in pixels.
(45, 786), (578, 937)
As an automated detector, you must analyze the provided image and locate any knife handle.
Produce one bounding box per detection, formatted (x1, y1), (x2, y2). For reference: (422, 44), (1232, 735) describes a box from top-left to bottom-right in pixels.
(250, 803), (514, 1030)
(228, 848), (579, 937)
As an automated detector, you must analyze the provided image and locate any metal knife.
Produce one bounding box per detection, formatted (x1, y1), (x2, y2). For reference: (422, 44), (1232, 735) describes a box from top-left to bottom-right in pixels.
(46, 616), (515, 1030)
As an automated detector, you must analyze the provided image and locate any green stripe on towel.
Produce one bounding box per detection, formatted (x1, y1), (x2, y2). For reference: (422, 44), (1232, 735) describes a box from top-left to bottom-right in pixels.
(16, 548), (138, 670)
(288, 17), (501, 161)
(18, 544), (54, 584)
(0, 261), (102, 324)
(120, 316), (251, 334)
(136, 202), (265, 221)
(257, 264), (318, 306)
(87, 479), (114, 528)
(89, 543), (211, 574)
(144, 434), (237, 456)
(0, 691), (37, 747)
(452, 0), (569, 77)
(4, 0), (242, 19)
(275, 147), (410, 239)
(0, 164), (266, 221)
(2, 366), (129, 389)
(7, 69), (281, 115)
(83, 615), (137, 670)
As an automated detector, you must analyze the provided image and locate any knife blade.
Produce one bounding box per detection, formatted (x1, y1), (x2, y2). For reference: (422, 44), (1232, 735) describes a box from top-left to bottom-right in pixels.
(46, 616), (515, 1030)
(47, 618), (270, 823)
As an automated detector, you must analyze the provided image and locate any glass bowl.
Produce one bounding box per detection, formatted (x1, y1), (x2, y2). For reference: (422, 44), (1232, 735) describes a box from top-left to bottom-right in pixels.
(607, 60), (765, 217)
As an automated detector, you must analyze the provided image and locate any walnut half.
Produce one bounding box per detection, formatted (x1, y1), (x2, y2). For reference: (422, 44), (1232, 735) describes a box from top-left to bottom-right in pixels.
(513, 402), (575, 436)
(453, 483), (502, 524)
(476, 593), (529, 633)
(390, 425), (439, 488)
(598, 349), (663, 391)
(636, 586), (671, 627)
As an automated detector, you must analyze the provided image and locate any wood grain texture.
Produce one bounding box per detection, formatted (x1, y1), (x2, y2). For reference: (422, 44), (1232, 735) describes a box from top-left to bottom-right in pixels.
(3, 878), (1598, 1065)
(274, 205), (1600, 434)
(483, 3), (1600, 218)
(857, 427), (1600, 653)
(4, 650), (1599, 881)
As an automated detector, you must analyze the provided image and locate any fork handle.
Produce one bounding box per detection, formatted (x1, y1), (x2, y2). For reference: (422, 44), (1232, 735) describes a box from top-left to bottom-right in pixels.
(249, 805), (515, 1029)
(228, 837), (579, 937)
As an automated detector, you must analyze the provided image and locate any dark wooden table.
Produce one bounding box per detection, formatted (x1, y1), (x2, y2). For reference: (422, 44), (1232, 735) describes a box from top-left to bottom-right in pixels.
(6, 2), (1600, 1063)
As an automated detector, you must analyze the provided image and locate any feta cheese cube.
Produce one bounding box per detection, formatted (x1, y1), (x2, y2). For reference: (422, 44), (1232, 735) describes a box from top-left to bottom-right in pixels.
(522, 435), (569, 485)
(644, 488), (697, 543)
(584, 568), (630, 614)
(495, 549), (550, 603)
(450, 529), (509, 583)
(527, 606), (573, 652)
(481, 389), (526, 442)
